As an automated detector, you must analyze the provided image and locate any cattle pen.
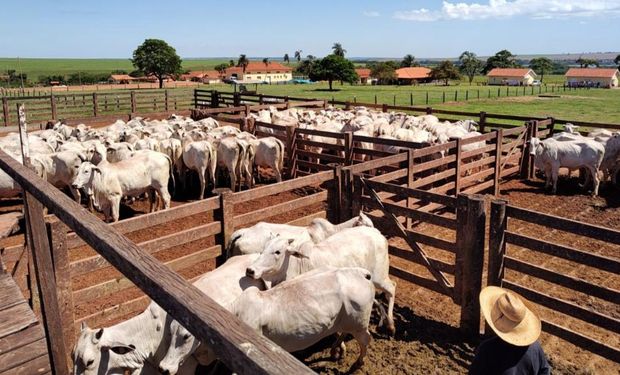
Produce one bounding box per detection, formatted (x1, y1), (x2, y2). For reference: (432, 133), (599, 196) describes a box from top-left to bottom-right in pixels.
(0, 90), (618, 374)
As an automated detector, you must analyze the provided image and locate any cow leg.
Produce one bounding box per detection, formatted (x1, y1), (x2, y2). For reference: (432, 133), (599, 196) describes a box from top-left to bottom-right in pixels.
(229, 168), (237, 192)
(587, 166), (600, 196)
(198, 168), (206, 199)
(330, 333), (347, 361)
(274, 163), (282, 183)
(551, 166), (559, 194)
(351, 330), (371, 370)
(69, 185), (81, 204)
(159, 187), (171, 209)
(375, 278), (396, 335)
(110, 196), (121, 222)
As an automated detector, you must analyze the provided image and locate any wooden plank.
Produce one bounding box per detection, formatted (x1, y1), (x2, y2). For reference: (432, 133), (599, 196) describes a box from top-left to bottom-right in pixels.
(410, 168), (456, 189)
(404, 230), (456, 252)
(0, 303), (37, 339)
(369, 168), (407, 184)
(296, 139), (345, 152)
(296, 160), (332, 172)
(460, 144), (496, 160)
(389, 266), (452, 297)
(412, 141), (457, 159)
(0, 149), (314, 375)
(73, 245), (221, 305)
(70, 221), (221, 277)
(364, 179), (457, 208)
(462, 155), (495, 173)
(0, 324), (45, 356)
(503, 280), (620, 334)
(0, 353), (50, 375)
(347, 152), (408, 174)
(410, 154), (456, 174)
(296, 149), (345, 163)
(504, 231), (620, 273)
(541, 320), (620, 363)
(286, 210), (327, 226)
(504, 256), (620, 304)
(506, 205), (620, 245)
(296, 127), (346, 139)
(362, 196), (457, 229)
(462, 179), (494, 195)
(0, 274), (28, 311)
(231, 171), (331, 204)
(459, 167), (495, 186)
(389, 245), (455, 273)
(234, 191), (327, 227)
(66, 197), (220, 248)
(0, 337), (48, 373)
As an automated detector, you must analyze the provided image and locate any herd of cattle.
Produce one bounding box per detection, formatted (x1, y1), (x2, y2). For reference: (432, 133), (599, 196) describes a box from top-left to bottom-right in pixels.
(73, 213), (393, 374)
(0, 115), (285, 221)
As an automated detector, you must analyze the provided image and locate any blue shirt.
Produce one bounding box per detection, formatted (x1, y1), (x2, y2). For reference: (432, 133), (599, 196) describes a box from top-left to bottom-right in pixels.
(469, 336), (551, 375)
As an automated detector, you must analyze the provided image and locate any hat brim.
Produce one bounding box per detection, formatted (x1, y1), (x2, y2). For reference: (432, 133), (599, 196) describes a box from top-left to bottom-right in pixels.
(480, 286), (541, 346)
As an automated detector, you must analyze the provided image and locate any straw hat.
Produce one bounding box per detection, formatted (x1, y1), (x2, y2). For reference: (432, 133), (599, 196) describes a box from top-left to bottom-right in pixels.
(480, 286), (541, 346)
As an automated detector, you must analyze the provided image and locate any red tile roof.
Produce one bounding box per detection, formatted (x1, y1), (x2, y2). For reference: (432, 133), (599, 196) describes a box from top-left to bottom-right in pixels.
(355, 68), (371, 78)
(396, 67), (431, 79)
(565, 68), (619, 78)
(109, 74), (135, 81)
(487, 68), (535, 77)
(226, 61), (293, 74)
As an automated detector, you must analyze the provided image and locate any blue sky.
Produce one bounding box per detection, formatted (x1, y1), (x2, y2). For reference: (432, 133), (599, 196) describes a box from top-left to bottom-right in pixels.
(1, 0), (619, 58)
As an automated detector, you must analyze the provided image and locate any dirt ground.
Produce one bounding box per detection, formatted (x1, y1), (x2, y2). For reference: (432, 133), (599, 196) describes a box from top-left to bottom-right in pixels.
(1, 171), (618, 374)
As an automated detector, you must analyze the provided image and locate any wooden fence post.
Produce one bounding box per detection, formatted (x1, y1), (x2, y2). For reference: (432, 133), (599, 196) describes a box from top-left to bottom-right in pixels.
(343, 131), (353, 165)
(164, 89), (170, 112)
(258, 94), (264, 105)
(50, 94), (57, 121)
(327, 165), (343, 223)
(479, 111), (487, 133)
(488, 199), (507, 288)
(455, 194), (486, 337)
(212, 90), (220, 108)
(546, 117), (555, 138)
(193, 89), (198, 108)
(285, 125), (297, 179)
(2, 97), (8, 127)
(92, 93), (98, 117)
(493, 129), (503, 196)
(216, 191), (234, 266)
(426, 107), (433, 115)
(528, 121), (539, 180)
(406, 149), (415, 229)
(454, 138), (462, 195)
(520, 121), (533, 179)
(47, 219), (75, 373)
(130, 91), (136, 114)
(352, 174), (362, 218)
(340, 168), (353, 222)
(233, 92), (241, 107)
(382, 103), (388, 113)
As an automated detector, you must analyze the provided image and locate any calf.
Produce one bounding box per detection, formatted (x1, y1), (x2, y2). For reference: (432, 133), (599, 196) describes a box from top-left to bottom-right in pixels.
(31, 150), (86, 203)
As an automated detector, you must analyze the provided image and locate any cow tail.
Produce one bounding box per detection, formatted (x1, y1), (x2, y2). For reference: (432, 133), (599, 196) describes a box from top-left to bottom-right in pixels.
(275, 138), (285, 173)
(226, 230), (243, 258)
(165, 154), (175, 194)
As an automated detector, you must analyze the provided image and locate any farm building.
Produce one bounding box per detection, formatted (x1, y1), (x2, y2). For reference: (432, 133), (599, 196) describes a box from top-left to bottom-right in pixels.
(487, 68), (537, 86)
(108, 74), (136, 84)
(565, 68), (620, 88)
(180, 70), (222, 84)
(355, 68), (373, 84)
(395, 67), (432, 85)
(224, 61), (293, 83)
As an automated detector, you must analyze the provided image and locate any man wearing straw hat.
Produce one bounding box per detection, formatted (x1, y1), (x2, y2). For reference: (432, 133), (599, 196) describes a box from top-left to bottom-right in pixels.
(470, 286), (551, 374)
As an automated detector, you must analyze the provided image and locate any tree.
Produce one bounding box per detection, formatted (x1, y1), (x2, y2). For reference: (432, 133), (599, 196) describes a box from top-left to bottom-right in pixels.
(295, 58), (316, 76)
(431, 60), (461, 86)
(294, 50), (303, 62)
(529, 57), (553, 82)
(483, 49), (519, 74)
(283, 53), (290, 64)
(228, 59), (235, 67)
(308, 54), (357, 90)
(615, 54), (620, 69)
(369, 61), (398, 84)
(576, 57), (599, 68)
(332, 43), (346, 57)
(237, 54), (249, 72)
(214, 63), (228, 75)
(458, 51), (482, 84)
(132, 39), (182, 88)
(306, 55), (316, 61)
(262, 57), (269, 66)
(400, 54), (418, 68)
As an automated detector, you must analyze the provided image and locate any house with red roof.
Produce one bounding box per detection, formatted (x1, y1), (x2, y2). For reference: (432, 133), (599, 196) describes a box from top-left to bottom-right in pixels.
(180, 70), (222, 84)
(565, 68), (619, 88)
(487, 68), (537, 86)
(355, 68), (373, 84)
(395, 67), (432, 85)
(224, 61), (293, 83)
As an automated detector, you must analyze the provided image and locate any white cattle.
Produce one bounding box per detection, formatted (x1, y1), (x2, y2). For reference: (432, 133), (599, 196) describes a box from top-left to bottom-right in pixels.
(159, 138), (183, 175)
(31, 150), (86, 203)
(0, 151), (24, 198)
(227, 213), (373, 257)
(135, 137), (161, 152)
(250, 136), (285, 183)
(232, 267), (374, 370)
(158, 254), (265, 374)
(245, 226), (396, 334)
(181, 135), (216, 199)
(106, 142), (135, 163)
(73, 303), (197, 375)
(215, 137), (244, 191)
(529, 137), (605, 196)
(72, 152), (172, 222)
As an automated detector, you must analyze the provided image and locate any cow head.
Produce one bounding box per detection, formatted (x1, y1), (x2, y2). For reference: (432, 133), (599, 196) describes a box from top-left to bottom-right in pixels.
(245, 237), (305, 281)
(355, 212), (374, 228)
(529, 137), (542, 157)
(73, 323), (138, 375)
(158, 320), (200, 375)
(72, 162), (100, 189)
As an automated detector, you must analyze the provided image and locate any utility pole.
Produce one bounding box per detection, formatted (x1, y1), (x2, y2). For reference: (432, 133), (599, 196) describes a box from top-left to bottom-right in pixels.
(17, 57), (24, 90)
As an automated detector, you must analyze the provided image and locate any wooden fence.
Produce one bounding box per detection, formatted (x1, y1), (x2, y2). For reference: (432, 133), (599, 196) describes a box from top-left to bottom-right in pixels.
(1, 90), (194, 127)
(488, 200), (620, 362)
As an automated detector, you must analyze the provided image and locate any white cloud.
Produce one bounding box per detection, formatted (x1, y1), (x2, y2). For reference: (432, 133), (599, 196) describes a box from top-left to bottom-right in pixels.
(363, 10), (380, 17)
(394, 0), (620, 21)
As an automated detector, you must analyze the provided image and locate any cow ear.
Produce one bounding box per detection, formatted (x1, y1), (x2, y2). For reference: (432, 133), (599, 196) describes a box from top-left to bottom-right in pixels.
(108, 344), (136, 355)
(92, 166), (101, 174)
(95, 328), (103, 340)
(287, 238), (294, 245)
(80, 321), (88, 332)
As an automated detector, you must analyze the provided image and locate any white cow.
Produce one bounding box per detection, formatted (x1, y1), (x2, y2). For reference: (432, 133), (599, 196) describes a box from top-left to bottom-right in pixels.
(232, 267), (374, 370)
(215, 137), (244, 191)
(72, 152), (172, 222)
(227, 212), (374, 257)
(158, 254), (265, 374)
(529, 137), (605, 196)
(245, 226), (396, 334)
(181, 136), (217, 199)
(31, 150), (86, 203)
(252, 136), (285, 183)
(106, 142), (135, 163)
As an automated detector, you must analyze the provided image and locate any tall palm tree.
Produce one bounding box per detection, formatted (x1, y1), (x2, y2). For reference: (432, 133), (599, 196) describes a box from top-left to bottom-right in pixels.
(238, 54), (249, 73)
(228, 59), (235, 67)
(332, 43), (346, 57)
(262, 57), (269, 66)
(400, 54), (416, 68)
(283, 53), (290, 64)
(294, 50), (302, 62)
